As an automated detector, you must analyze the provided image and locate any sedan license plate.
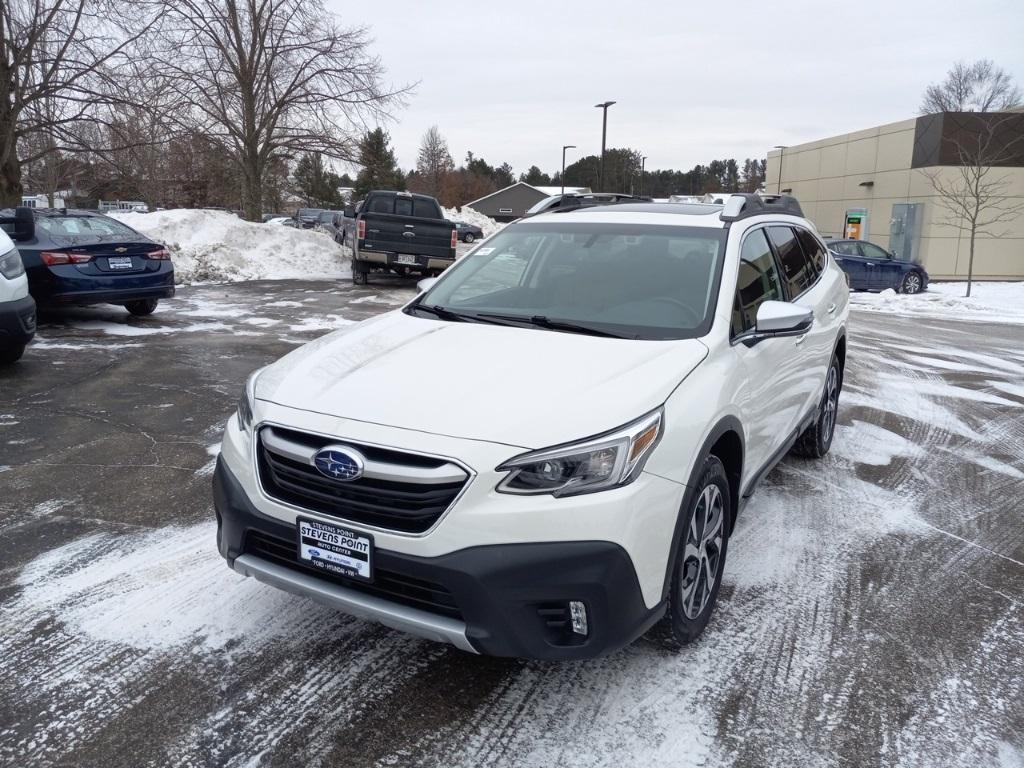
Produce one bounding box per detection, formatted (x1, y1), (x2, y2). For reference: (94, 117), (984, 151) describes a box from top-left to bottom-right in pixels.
(296, 518), (373, 582)
(107, 256), (133, 270)
(395, 254), (418, 266)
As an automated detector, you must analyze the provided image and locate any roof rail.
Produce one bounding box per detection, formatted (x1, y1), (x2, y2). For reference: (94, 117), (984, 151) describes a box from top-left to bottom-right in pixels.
(719, 193), (803, 222)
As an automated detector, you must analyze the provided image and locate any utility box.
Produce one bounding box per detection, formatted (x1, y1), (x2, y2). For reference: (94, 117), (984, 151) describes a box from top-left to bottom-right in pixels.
(889, 203), (922, 262)
(843, 208), (868, 240)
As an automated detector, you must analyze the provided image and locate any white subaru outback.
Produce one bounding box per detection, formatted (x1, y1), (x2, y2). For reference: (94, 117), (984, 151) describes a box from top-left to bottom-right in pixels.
(214, 194), (849, 660)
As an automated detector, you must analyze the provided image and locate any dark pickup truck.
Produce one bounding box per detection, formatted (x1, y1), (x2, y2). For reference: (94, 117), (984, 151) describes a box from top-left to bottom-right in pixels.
(341, 191), (457, 285)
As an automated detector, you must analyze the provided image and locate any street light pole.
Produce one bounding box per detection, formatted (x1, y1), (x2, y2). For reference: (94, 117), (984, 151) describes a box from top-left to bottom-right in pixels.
(640, 155), (647, 197)
(561, 144), (576, 195)
(594, 101), (616, 192)
(773, 145), (787, 194)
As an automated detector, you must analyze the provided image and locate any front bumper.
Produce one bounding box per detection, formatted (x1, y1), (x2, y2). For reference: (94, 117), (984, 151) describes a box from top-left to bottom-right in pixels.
(0, 294), (36, 347)
(214, 457), (664, 660)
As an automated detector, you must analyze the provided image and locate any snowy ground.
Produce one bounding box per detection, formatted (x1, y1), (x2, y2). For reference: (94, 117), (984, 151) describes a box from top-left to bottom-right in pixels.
(0, 284), (1022, 767)
(851, 280), (1024, 324)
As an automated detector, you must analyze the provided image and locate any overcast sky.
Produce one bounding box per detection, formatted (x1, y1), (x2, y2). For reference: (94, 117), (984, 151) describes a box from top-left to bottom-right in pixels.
(325, 0), (1024, 176)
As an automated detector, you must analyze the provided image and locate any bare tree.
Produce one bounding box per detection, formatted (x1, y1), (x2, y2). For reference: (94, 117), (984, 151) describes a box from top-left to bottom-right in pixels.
(921, 60), (1022, 114)
(415, 125), (453, 198)
(924, 113), (1024, 297)
(155, 0), (407, 220)
(0, 0), (164, 205)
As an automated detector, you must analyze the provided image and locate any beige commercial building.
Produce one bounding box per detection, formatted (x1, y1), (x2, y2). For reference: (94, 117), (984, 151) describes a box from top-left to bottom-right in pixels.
(765, 112), (1024, 280)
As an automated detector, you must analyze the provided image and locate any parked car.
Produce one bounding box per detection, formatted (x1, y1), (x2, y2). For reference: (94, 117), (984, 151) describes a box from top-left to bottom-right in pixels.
(523, 192), (650, 218)
(0, 213), (36, 364)
(213, 193), (849, 659)
(826, 239), (929, 294)
(340, 191), (457, 285)
(262, 213), (288, 223)
(265, 217), (293, 226)
(294, 208), (324, 229)
(0, 208), (174, 316)
(454, 221), (484, 243)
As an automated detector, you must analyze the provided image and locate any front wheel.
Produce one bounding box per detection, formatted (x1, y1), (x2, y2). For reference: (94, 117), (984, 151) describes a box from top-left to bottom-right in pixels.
(0, 344), (25, 365)
(125, 299), (159, 316)
(792, 354), (841, 458)
(658, 456), (730, 648)
(900, 271), (924, 294)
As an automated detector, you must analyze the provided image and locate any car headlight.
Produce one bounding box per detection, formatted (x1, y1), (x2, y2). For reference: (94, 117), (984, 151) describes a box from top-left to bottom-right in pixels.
(0, 248), (25, 279)
(496, 409), (663, 497)
(236, 367), (265, 432)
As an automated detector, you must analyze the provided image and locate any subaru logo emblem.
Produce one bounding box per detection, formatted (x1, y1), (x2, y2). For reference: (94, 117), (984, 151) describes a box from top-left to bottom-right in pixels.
(313, 445), (364, 482)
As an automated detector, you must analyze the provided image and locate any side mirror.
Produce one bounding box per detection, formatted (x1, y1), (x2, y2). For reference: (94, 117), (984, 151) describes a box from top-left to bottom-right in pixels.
(343, 205), (355, 218)
(416, 277), (438, 293)
(755, 301), (813, 337)
(11, 207), (34, 242)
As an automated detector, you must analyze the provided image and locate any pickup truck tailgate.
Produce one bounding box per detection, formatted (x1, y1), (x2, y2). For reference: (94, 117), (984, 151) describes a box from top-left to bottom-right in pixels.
(360, 213), (455, 260)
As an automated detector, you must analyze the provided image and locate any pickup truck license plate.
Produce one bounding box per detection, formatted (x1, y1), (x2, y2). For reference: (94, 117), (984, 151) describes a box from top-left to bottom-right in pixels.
(395, 254), (418, 265)
(296, 518), (373, 582)
(107, 256), (133, 270)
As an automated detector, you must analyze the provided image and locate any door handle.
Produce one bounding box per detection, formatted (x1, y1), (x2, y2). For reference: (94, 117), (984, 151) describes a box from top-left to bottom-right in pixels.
(402, 231), (415, 238)
(865, 262), (874, 266)
(827, 303), (837, 314)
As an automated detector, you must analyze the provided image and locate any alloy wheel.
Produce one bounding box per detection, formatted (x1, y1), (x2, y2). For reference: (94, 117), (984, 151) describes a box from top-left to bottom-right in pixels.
(903, 273), (922, 294)
(680, 484), (724, 619)
(822, 364), (839, 443)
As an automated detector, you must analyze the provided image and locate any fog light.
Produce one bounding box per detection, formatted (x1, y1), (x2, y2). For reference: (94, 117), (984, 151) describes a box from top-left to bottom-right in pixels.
(569, 600), (588, 636)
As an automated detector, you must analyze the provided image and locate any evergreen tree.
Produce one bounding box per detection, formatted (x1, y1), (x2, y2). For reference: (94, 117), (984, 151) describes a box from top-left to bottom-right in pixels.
(415, 125), (454, 197)
(293, 152), (347, 207)
(354, 128), (405, 199)
(520, 166), (552, 186)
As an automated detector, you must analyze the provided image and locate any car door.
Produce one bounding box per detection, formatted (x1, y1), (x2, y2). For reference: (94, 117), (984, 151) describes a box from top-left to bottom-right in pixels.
(829, 241), (869, 289)
(729, 227), (809, 477)
(793, 227), (843, 407)
(859, 241), (900, 290)
(766, 225), (829, 427)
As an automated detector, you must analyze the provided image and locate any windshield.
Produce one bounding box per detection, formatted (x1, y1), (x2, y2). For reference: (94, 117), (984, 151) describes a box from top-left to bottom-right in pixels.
(35, 215), (139, 238)
(414, 222), (726, 340)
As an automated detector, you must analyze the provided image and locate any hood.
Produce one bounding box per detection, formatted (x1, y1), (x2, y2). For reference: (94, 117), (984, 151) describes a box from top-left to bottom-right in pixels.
(256, 311), (708, 449)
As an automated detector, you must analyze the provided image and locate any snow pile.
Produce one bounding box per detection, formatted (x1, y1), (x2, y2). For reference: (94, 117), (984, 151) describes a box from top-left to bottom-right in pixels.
(850, 281), (1024, 324)
(111, 209), (348, 284)
(443, 205), (505, 238)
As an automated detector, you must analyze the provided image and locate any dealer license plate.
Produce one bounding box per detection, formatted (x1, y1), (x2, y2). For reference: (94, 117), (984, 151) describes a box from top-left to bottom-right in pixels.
(296, 518), (373, 582)
(107, 256), (133, 270)
(395, 254), (418, 265)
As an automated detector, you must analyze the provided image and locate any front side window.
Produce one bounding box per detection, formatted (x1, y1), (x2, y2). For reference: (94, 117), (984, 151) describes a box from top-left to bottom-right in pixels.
(768, 226), (812, 297)
(415, 223), (726, 340)
(732, 229), (784, 336)
(860, 242), (890, 260)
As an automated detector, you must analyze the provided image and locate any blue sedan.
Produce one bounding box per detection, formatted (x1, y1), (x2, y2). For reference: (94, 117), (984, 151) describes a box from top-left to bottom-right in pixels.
(1, 208), (174, 316)
(826, 239), (928, 294)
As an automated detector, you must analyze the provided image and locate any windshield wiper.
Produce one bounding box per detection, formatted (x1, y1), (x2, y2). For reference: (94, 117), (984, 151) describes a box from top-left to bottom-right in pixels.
(476, 313), (627, 338)
(410, 303), (506, 325)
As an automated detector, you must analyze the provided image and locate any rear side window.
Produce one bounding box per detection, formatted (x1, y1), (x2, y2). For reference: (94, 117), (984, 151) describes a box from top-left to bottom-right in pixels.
(732, 229), (785, 336)
(412, 198), (440, 219)
(368, 196), (393, 214)
(767, 226), (812, 297)
(795, 228), (826, 278)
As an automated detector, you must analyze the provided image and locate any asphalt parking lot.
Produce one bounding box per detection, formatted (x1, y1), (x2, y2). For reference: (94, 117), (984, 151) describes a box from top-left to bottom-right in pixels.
(1, 281), (1022, 768)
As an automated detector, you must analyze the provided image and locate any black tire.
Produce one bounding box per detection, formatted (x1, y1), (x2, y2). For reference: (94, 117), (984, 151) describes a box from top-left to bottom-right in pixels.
(463, 233), (475, 244)
(0, 344), (25, 365)
(352, 261), (368, 285)
(792, 354), (842, 458)
(657, 455), (731, 648)
(125, 298), (159, 316)
(900, 271), (924, 294)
